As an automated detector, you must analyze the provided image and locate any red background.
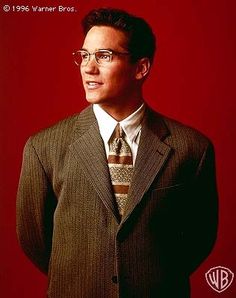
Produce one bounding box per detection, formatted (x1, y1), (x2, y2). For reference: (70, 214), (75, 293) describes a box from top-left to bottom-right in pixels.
(1, 0), (236, 297)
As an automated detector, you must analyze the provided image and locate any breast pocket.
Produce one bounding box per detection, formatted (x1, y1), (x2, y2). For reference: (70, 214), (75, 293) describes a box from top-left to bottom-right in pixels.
(151, 183), (186, 203)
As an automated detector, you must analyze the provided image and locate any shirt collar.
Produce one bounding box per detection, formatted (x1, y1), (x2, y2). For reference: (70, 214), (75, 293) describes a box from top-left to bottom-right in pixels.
(93, 103), (145, 144)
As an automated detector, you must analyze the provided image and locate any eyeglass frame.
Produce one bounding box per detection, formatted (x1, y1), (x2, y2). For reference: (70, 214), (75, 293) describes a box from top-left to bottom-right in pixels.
(72, 49), (130, 66)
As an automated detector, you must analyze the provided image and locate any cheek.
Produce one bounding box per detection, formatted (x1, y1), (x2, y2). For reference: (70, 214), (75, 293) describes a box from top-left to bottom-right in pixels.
(80, 67), (85, 80)
(105, 67), (134, 86)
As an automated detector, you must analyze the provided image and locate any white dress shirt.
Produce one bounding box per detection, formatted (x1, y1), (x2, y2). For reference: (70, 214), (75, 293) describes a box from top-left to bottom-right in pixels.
(93, 103), (145, 164)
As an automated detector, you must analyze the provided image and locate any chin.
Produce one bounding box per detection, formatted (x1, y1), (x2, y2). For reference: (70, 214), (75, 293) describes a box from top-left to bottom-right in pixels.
(85, 92), (108, 104)
(85, 96), (104, 105)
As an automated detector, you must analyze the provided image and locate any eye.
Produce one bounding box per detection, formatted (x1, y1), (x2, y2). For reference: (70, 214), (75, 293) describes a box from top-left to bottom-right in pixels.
(97, 52), (111, 61)
(80, 52), (89, 60)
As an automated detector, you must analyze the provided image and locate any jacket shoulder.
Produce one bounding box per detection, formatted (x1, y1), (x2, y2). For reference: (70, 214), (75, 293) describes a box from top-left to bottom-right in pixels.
(148, 108), (214, 157)
(28, 106), (93, 148)
(163, 115), (211, 146)
(30, 113), (79, 144)
(22, 106), (94, 177)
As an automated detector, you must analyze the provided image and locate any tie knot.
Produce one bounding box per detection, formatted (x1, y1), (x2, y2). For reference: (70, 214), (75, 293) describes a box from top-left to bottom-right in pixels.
(114, 123), (124, 139)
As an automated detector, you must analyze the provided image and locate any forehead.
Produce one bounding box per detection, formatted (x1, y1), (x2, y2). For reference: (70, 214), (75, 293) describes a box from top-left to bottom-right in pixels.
(82, 26), (128, 51)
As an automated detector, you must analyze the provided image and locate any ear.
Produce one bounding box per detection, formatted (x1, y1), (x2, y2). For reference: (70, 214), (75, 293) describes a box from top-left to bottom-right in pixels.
(135, 58), (151, 80)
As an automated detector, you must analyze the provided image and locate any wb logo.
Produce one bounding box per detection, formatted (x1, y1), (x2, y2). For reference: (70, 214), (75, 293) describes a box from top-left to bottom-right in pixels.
(205, 266), (234, 293)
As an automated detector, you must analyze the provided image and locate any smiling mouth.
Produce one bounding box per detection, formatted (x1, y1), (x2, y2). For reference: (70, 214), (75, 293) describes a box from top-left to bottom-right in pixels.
(85, 81), (103, 90)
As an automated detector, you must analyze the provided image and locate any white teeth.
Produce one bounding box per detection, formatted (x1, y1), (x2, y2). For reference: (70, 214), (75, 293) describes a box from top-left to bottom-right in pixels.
(88, 82), (98, 86)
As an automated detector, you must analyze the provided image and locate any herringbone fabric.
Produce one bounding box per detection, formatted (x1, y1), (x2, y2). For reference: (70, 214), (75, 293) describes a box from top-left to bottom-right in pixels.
(108, 124), (133, 215)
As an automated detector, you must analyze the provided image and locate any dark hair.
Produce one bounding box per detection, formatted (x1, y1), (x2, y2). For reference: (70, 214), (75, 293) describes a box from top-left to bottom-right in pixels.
(82, 8), (156, 63)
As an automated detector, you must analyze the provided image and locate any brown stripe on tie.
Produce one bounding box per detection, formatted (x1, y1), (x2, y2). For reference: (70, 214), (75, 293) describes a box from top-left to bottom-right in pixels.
(108, 123), (133, 216)
(113, 184), (130, 194)
(107, 155), (133, 164)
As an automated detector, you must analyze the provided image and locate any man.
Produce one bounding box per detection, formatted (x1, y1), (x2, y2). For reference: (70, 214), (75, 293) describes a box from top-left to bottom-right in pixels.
(16, 8), (218, 298)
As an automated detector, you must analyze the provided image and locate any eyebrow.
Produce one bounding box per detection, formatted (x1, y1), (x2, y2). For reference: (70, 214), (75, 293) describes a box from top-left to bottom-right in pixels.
(79, 48), (114, 52)
(80, 48), (88, 51)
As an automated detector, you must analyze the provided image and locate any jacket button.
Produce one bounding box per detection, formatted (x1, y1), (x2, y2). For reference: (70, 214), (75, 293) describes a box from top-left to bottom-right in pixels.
(112, 276), (118, 284)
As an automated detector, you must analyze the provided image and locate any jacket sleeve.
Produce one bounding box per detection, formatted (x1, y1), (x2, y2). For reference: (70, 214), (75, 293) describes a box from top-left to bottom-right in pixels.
(183, 141), (219, 275)
(16, 137), (57, 274)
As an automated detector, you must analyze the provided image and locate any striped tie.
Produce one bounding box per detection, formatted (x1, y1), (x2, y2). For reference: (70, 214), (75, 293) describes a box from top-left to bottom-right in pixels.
(108, 124), (133, 216)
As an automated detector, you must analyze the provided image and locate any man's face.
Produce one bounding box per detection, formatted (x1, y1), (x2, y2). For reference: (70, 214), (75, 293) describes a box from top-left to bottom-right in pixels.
(80, 26), (139, 108)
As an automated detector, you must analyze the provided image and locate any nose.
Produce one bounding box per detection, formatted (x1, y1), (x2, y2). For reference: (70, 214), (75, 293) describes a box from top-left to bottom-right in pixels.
(83, 55), (99, 74)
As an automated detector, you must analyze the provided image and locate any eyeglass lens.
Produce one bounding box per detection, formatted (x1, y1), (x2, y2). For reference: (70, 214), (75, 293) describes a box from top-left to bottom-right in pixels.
(74, 50), (112, 65)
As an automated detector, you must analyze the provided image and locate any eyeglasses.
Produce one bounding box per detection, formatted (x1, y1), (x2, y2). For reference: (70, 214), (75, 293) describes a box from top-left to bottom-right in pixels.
(72, 49), (130, 66)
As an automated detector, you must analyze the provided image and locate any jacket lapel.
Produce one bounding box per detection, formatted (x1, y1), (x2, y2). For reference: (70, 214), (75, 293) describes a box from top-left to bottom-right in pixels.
(120, 108), (172, 226)
(68, 106), (172, 226)
(69, 106), (121, 223)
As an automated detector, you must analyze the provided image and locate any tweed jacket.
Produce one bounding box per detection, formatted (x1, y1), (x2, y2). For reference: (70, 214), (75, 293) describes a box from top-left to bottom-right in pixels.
(16, 105), (218, 298)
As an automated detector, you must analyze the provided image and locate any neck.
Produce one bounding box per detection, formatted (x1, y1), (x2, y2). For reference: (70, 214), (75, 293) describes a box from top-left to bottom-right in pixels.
(99, 96), (144, 121)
